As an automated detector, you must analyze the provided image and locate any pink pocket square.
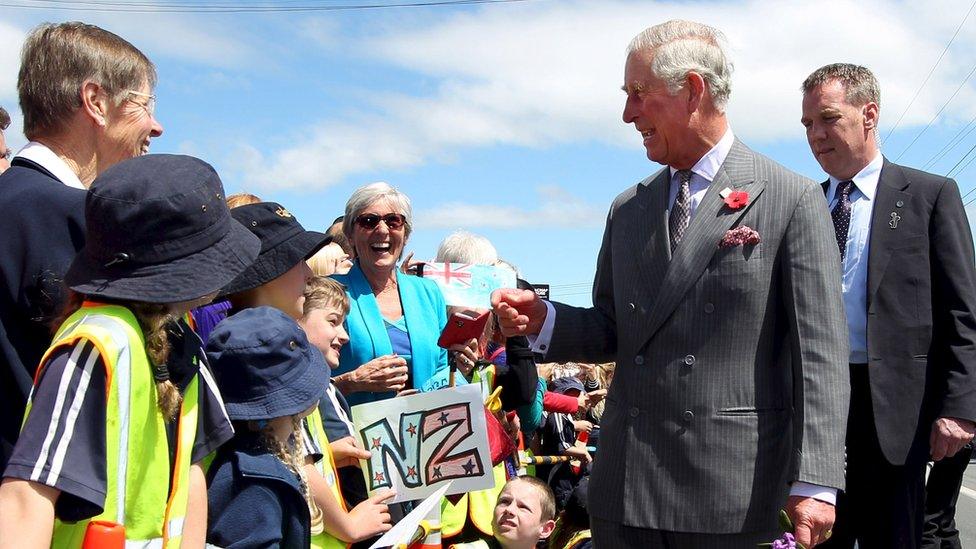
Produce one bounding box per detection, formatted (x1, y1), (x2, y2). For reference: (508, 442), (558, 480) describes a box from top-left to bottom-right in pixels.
(719, 225), (761, 248)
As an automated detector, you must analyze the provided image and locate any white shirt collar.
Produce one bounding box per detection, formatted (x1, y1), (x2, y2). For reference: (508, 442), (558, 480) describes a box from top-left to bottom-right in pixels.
(828, 152), (882, 202)
(669, 127), (735, 182)
(14, 142), (86, 190)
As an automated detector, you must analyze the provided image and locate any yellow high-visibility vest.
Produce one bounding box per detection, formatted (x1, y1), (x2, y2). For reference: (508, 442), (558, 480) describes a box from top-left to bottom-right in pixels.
(25, 304), (199, 548)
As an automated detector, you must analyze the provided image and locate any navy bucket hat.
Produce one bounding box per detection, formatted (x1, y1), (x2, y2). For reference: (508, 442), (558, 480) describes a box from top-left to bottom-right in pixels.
(206, 306), (329, 421)
(65, 154), (260, 303)
(550, 375), (585, 395)
(220, 202), (331, 296)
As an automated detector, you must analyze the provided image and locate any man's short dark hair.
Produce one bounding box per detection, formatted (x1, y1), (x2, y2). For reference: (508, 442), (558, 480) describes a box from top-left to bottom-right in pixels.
(801, 63), (880, 107)
(0, 106), (9, 131)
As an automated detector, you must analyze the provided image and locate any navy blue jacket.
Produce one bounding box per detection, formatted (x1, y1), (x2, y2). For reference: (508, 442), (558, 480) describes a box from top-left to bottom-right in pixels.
(0, 158), (86, 468)
(207, 436), (311, 549)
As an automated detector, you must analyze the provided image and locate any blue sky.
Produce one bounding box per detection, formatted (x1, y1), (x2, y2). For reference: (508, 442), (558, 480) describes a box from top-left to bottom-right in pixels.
(3, 0), (976, 306)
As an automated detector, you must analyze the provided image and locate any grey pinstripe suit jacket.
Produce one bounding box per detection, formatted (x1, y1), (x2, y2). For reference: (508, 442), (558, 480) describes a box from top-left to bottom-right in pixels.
(547, 140), (850, 533)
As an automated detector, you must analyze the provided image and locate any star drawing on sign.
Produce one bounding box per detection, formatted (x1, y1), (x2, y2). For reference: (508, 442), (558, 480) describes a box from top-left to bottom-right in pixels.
(461, 459), (476, 474)
(433, 466), (443, 479)
(371, 437), (382, 449)
(438, 411), (450, 425)
(407, 466), (417, 478)
(374, 471), (385, 484)
(406, 423), (417, 436)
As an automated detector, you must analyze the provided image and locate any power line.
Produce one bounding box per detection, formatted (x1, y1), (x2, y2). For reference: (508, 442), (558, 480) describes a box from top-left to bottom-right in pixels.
(0, 0), (530, 13)
(882, 0), (976, 145)
(921, 113), (976, 170)
(895, 60), (976, 161)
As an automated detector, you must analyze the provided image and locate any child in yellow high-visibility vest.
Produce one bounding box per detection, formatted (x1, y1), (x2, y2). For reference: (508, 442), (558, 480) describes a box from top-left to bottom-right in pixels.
(448, 476), (557, 549)
(0, 155), (261, 548)
(219, 202), (393, 546)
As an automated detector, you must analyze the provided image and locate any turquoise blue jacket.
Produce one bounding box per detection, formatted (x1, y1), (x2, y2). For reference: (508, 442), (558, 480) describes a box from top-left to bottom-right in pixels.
(332, 262), (457, 406)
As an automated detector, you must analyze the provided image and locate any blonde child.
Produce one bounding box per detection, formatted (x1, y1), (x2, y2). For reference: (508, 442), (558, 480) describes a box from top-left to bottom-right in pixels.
(450, 477), (557, 549)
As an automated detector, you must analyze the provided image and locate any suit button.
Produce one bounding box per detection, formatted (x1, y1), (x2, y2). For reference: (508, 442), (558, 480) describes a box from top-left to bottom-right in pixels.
(629, 302), (636, 311)
(682, 410), (695, 423)
(683, 354), (696, 366)
(630, 407), (640, 418)
(704, 303), (714, 314)
(540, 344), (547, 351)
(634, 356), (645, 365)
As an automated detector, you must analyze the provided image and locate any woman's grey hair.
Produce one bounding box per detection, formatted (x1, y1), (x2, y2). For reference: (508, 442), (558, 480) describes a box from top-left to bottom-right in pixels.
(343, 182), (413, 239)
(627, 20), (734, 112)
(18, 22), (157, 140)
(435, 230), (498, 265)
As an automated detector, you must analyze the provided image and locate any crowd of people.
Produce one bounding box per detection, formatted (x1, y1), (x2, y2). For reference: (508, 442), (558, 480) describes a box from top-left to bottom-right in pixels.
(0, 15), (973, 549)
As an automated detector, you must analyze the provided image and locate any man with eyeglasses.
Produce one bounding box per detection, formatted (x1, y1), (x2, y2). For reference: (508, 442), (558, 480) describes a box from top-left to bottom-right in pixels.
(0, 22), (164, 470)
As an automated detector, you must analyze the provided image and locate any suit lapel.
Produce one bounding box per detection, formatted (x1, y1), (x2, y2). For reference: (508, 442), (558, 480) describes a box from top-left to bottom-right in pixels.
(867, 159), (912, 307)
(633, 168), (672, 300)
(639, 140), (766, 347)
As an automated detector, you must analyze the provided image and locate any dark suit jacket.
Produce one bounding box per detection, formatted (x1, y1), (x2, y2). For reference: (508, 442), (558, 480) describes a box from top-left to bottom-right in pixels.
(0, 158), (86, 468)
(837, 159), (976, 466)
(546, 140), (850, 533)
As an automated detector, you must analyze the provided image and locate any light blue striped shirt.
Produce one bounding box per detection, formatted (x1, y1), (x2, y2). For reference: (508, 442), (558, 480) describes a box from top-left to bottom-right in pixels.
(825, 153), (883, 364)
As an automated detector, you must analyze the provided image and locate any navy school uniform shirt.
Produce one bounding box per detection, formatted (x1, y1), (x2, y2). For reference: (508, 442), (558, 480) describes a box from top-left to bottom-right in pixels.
(3, 318), (233, 521)
(207, 432), (311, 549)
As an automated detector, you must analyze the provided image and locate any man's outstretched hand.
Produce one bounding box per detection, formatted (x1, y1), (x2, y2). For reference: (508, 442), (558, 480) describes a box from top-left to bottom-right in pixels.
(491, 288), (547, 337)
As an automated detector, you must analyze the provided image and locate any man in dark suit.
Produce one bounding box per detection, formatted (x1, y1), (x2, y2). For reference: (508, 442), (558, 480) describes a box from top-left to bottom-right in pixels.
(801, 63), (976, 549)
(0, 22), (163, 469)
(492, 20), (850, 548)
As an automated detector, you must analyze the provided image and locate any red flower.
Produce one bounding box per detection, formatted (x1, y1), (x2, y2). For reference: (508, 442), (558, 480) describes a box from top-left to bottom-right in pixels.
(724, 190), (749, 210)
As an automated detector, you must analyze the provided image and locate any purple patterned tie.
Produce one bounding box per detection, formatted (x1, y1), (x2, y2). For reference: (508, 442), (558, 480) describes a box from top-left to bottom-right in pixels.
(669, 169), (692, 253)
(831, 180), (854, 261)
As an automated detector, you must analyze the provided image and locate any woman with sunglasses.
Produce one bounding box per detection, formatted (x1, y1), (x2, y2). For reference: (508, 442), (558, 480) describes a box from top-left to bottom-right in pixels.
(330, 183), (478, 408)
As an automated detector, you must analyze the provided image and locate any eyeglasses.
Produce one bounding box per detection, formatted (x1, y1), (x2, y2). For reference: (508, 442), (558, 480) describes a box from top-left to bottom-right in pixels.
(124, 90), (156, 116)
(355, 213), (406, 231)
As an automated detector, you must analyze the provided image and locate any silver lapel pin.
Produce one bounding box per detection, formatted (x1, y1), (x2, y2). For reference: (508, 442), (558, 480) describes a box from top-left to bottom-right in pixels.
(889, 211), (901, 229)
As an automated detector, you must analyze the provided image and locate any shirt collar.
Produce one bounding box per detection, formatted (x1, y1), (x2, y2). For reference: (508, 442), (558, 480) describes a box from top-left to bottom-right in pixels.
(14, 142), (85, 190)
(827, 152), (882, 202)
(669, 127), (735, 182)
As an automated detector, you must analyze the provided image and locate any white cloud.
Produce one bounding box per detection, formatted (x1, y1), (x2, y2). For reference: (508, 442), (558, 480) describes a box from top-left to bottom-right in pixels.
(414, 185), (606, 230)
(0, 21), (26, 103)
(240, 0), (976, 190)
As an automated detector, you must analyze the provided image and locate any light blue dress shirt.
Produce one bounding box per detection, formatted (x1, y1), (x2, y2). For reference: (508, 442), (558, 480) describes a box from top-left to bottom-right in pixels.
(825, 153), (883, 364)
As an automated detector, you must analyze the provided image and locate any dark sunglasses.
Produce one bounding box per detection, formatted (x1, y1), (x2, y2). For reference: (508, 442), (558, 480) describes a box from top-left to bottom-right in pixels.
(355, 213), (406, 230)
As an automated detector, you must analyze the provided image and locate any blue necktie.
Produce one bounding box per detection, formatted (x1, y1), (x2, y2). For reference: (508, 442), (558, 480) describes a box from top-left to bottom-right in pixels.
(831, 180), (854, 261)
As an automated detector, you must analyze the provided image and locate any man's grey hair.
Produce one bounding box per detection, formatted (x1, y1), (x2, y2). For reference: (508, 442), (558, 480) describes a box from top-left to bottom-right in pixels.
(801, 63), (880, 107)
(627, 20), (734, 112)
(435, 230), (498, 265)
(343, 182), (413, 240)
(0, 106), (9, 130)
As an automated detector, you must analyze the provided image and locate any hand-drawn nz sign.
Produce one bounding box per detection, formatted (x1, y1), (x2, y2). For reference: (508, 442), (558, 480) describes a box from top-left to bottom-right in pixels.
(350, 384), (494, 503)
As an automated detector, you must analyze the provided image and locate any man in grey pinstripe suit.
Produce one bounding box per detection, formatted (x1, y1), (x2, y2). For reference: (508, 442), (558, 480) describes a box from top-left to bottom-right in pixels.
(493, 20), (850, 548)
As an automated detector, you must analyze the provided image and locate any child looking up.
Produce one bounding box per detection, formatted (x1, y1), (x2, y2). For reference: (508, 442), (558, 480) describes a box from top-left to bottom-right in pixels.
(450, 477), (557, 549)
(0, 155), (260, 548)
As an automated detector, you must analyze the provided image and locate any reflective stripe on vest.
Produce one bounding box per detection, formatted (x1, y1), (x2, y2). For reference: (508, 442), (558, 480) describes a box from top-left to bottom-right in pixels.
(305, 408), (349, 549)
(28, 305), (199, 549)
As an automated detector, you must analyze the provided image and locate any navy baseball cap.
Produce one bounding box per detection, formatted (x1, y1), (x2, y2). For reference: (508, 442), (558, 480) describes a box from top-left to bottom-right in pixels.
(220, 202), (331, 296)
(550, 375), (585, 395)
(65, 154), (260, 303)
(205, 306), (329, 421)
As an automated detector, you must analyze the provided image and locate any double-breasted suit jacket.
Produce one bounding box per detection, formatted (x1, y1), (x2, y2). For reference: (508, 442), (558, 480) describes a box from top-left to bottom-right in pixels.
(546, 140), (850, 533)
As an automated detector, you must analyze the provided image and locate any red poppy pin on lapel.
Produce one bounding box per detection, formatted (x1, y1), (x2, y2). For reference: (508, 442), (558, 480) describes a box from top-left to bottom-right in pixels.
(719, 187), (749, 210)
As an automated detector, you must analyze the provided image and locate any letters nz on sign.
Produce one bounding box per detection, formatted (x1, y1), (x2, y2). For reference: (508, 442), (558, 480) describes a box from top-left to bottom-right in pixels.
(350, 384), (494, 503)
